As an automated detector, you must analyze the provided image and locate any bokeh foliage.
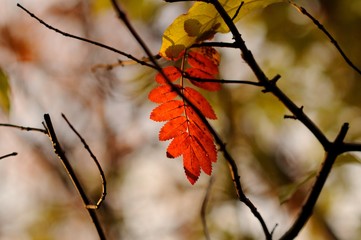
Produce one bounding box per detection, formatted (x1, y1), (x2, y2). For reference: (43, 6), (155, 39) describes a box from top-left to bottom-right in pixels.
(0, 0), (360, 239)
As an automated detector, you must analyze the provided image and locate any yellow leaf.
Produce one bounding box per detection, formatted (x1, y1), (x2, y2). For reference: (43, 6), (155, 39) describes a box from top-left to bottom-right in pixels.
(0, 67), (11, 114)
(160, 0), (286, 60)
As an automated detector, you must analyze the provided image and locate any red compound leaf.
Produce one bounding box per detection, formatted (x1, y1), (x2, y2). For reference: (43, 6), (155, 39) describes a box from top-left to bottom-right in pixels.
(149, 47), (222, 184)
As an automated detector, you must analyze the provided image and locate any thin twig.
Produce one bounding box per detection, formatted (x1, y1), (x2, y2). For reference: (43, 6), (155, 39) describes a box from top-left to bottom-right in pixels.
(91, 55), (161, 72)
(201, 177), (215, 240)
(191, 42), (237, 49)
(16, 3), (156, 70)
(62, 113), (106, 209)
(340, 142), (361, 153)
(231, 1), (244, 21)
(0, 123), (47, 134)
(279, 123), (349, 240)
(289, 1), (361, 76)
(43, 114), (106, 240)
(0, 152), (18, 160)
(184, 74), (264, 86)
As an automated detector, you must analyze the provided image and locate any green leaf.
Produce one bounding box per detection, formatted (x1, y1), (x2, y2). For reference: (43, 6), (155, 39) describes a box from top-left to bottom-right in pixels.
(160, 0), (286, 59)
(0, 67), (11, 114)
(278, 171), (316, 204)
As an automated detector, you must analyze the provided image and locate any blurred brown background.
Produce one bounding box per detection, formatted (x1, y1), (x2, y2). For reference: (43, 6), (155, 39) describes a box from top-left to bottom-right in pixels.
(0, 0), (360, 239)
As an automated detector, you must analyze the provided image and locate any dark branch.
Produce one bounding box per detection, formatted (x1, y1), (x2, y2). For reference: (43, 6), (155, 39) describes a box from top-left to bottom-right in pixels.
(184, 74), (264, 86)
(280, 123), (349, 240)
(191, 42), (237, 49)
(231, 1), (244, 21)
(43, 114), (106, 240)
(0, 152), (18, 160)
(0, 123), (47, 134)
(209, 0), (330, 150)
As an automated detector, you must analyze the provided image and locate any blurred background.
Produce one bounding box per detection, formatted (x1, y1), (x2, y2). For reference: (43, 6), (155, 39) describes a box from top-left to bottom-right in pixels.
(0, 0), (361, 239)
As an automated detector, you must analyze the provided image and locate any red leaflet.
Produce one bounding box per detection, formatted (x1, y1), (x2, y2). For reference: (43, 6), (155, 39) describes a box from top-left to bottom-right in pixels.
(148, 84), (179, 103)
(186, 68), (221, 91)
(150, 100), (184, 122)
(149, 47), (222, 184)
(183, 145), (201, 184)
(159, 116), (187, 141)
(184, 87), (217, 119)
(155, 66), (182, 84)
(190, 46), (221, 68)
(167, 132), (190, 158)
(188, 51), (219, 75)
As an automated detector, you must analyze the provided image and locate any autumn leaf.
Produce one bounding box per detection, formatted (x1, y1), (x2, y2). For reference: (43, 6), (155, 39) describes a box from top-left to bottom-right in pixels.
(159, 116), (188, 141)
(187, 48), (220, 75)
(186, 68), (221, 91)
(148, 84), (179, 103)
(155, 66), (182, 84)
(150, 100), (184, 121)
(183, 87), (217, 119)
(149, 47), (221, 184)
(160, 0), (286, 59)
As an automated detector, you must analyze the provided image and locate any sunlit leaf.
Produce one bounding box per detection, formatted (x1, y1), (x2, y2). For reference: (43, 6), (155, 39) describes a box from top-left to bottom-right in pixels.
(184, 87), (217, 119)
(148, 84), (179, 103)
(0, 67), (11, 114)
(150, 100), (184, 121)
(167, 132), (190, 158)
(186, 68), (221, 91)
(155, 66), (182, 84)
(188, 48), (220, 75)
(183, 145), (202, 184)
(160, 0), (286, 59)
(159, 116), (188, 141)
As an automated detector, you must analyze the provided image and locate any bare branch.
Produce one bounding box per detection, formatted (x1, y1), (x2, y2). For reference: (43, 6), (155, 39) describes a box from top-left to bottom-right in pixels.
(0, 152), (18, 160)
(61, 114), (107, 209)
(280, 123), (349, 240)
(289, 1), (361, 76)
(184, 74), (264, 86)
(43, 114), (106, 240)
(0, 123), (47, 134)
